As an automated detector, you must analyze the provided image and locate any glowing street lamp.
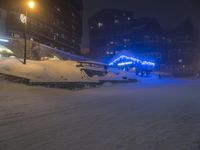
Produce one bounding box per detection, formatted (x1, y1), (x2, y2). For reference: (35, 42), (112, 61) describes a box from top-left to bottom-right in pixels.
(28, 1), (36, 9)
(23, 0), (36, 65)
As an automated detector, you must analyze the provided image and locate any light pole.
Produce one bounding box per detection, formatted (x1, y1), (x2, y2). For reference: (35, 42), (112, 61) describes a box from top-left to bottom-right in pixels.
(23, 0), (36, 64)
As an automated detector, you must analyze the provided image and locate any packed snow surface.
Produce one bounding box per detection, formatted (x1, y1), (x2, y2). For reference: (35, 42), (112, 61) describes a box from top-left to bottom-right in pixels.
(0, 77), (200, 150)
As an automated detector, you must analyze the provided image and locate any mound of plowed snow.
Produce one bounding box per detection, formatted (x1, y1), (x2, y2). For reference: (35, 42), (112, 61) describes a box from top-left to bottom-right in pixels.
(0, 58), (98, 82)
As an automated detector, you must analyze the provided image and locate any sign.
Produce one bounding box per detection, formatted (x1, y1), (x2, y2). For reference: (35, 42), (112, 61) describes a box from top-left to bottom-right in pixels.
(20, 14), (27, 24)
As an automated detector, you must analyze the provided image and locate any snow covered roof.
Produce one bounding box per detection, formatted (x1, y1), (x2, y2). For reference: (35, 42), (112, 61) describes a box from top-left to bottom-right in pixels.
(78, 61), (107, 66)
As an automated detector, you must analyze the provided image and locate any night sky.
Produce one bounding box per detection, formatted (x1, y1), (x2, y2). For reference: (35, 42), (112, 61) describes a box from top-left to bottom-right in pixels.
(82, 0), (200, 48)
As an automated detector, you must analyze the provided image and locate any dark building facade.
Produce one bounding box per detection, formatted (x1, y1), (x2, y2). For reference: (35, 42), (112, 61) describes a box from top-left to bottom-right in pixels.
(89, 9), (135, 59)
(89, 9), (200, 73)
(0, 0), (83, 54)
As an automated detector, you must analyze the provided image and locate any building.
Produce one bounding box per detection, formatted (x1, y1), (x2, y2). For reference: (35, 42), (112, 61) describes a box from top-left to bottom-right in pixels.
(89, 9), (200, 73)
(88, 9), (165, 63)
(88, 9), (135, 60)
(0, 0), (83, 54)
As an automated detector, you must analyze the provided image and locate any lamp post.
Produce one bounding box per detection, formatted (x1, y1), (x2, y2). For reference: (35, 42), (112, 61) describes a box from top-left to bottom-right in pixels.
(23, 0), (35, 64)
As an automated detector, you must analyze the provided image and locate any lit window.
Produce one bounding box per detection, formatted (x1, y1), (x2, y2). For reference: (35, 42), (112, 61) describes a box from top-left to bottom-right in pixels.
(57, 7), (61, 12)
(106, 51), (114, 55)
(12, 33), (20, 38)
(53, 35), (57, 40)
(114, 19), (119, 24)
(90, 26), (94, 30)
(115, 51), (119, 54)
(110, 41), (114, 44)
(98, 22), (104, 28)
(162, 37), (166, 40)
(123, 38), (129, 42)
(144, 35), (150, 39)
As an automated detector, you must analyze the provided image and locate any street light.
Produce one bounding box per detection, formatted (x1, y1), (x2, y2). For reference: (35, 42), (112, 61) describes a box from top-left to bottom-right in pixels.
(23, 0), (36, 64)
(28, 1), (36, 9)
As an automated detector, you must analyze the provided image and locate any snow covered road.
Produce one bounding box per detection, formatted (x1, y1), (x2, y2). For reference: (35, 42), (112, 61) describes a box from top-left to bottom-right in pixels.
(0, 78), (200, 150)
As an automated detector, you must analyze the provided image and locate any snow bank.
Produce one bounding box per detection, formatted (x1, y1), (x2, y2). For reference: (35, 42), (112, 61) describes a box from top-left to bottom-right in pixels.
(0, 58), (98, 82)
(0, 58), (136, 83)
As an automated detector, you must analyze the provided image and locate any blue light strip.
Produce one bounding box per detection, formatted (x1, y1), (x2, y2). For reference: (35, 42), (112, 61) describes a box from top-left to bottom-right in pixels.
(109, 55), (141, 66)
(142, 61), (155, 66)
(117, 61), (133, 66)
(0, 38), (9, 43)
(109, 55), (155, 67)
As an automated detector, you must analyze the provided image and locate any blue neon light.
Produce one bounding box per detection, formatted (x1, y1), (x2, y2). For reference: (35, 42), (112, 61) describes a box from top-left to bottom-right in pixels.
(142, 61), (155, 66)
(0, 39), (9, 43)
(109, 55), (155, 67)
(117, 61), (133, 66)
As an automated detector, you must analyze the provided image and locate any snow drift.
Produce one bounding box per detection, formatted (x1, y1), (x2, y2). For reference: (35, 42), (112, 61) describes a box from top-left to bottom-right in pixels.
(0, 58), (136, 83)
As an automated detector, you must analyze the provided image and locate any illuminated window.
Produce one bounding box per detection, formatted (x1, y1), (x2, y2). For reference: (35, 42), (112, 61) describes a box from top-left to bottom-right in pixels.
(123, 38), (130, 42)
(115, 51), (119, 54)
(56, 7), (61, 12)
(110, 41), (114, 44)
(53, 35), (57, 40)
(162, 37), (166, 40)
(144, 35), (150, 39)
(106, 51), (114, 55)
(11, 32), (21, 38)
(90, 26), (94, 30)
(97, 22), (104, 28)
(114, 19), (119, 24)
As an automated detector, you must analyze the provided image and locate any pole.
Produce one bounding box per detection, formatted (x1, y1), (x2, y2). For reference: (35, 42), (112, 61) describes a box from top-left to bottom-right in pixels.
(24, 8), (28, 64)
